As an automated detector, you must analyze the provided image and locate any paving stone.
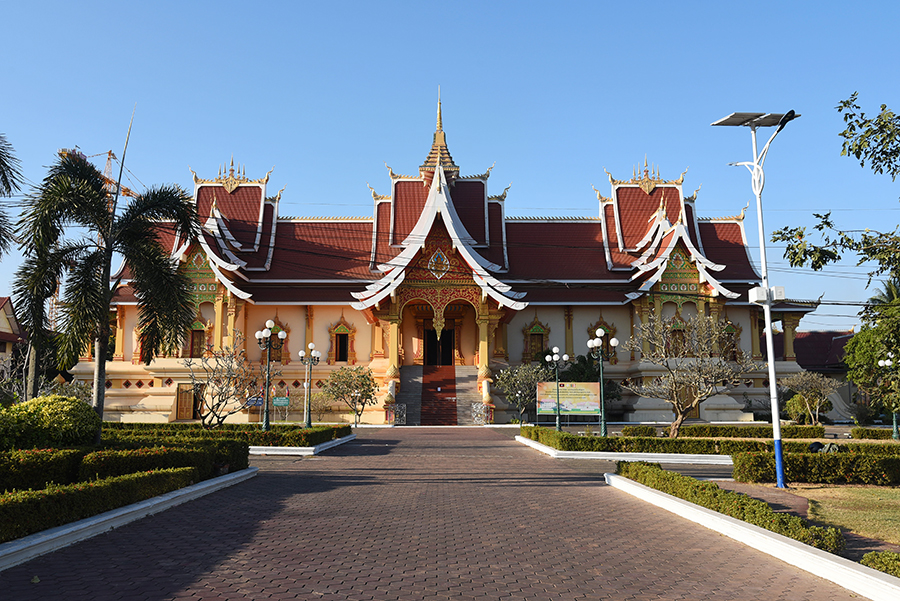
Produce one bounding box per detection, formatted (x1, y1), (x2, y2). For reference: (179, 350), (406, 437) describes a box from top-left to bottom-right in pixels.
(0, 428), (867, 600)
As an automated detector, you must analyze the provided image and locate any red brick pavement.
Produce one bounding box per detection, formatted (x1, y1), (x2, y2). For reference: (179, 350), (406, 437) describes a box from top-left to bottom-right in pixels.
(0, 428), (864, 600)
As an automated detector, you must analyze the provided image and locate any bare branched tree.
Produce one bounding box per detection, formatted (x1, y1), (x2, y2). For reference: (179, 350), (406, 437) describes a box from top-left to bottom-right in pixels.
(182, 333), (270, 429)
(622, 313), (761, 438)
(494, 362), (552, 422)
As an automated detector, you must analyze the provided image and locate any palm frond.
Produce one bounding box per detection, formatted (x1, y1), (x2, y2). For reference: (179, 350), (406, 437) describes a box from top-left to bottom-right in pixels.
(56, 248), (109, 367)
(0, 134), (23, 197)
(114, 184), (200, 246)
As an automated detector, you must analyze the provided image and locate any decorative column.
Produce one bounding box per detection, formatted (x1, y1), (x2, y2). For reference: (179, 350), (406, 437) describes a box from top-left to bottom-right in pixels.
(114, 307), (125, 361)
(493, 322), (508, 359)
(749, 309), (763, 360)
(476, 315), (491, 383)
(213, 293), (226, 350)
(305, 305), (315, 350)
(371, 321), (385, 359)
(564, 306), (574, 357)
(783, 314), (801, 362)
(385, 307), (401, 383)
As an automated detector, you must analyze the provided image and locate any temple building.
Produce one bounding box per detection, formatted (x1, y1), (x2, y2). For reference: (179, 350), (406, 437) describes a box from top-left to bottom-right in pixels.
(73, 102), (816, 424)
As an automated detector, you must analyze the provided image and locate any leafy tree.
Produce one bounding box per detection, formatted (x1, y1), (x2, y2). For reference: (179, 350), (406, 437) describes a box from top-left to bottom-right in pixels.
(18, 150), (199, 441)
(0, 133), (23, 257)
(560, 354), (622, 402)
(182, 333), (266, 429)
(322, 366), (377, 426)
(772, 94), (900, 280)
(779, 371), (840, 425)
(843, 324), (900, 419)
(621, 313), (761, 438)
(494, 362), (552, 422)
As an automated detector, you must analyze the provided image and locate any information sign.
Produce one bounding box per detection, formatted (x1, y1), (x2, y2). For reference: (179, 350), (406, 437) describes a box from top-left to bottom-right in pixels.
(536, 382), (600, 415)
(273, 396), (290, 407)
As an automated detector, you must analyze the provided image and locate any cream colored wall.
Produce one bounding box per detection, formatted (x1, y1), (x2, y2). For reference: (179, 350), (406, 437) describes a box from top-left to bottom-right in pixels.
(0, 308), (12, 334)
(572, 307), (630, 359)
(313, 305), (372, 365)
(505, 307), (568, 365)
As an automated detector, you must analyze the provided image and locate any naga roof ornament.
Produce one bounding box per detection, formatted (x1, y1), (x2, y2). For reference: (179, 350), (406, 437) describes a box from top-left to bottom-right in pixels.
(190, 157), (273, 193)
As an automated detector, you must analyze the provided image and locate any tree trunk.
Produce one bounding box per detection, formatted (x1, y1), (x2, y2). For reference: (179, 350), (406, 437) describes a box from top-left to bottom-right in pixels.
(25, 341), (38, 401)
(92, 333), (110, 445)
(669, 410), (688, 438)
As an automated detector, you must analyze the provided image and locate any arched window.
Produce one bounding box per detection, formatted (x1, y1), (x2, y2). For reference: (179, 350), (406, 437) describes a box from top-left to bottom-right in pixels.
(522, 315), (550, 363)
(327, 315), (357, 365)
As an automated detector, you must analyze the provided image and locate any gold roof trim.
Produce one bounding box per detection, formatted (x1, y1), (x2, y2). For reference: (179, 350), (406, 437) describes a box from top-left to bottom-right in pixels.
(367, 183), (391, 201)
(460, 162), (495, 180)
(606, 159), (688, 196)
(190, 157), (272, 193)
(699, 201), (749, 222)
(684, 184), (702, 202)
(592, 184), (612, 203)
(488, 183), (511, 202)
(384, 162), (414, 180)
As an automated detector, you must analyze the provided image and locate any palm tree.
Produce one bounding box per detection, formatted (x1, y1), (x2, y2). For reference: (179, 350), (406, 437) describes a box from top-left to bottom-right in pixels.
(19, 151), (200, 441)
(0, 133), (24, 256)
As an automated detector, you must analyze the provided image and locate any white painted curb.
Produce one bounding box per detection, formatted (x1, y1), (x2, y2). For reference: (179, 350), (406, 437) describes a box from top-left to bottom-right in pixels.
(0, 467), (258, 573)
(249, 433), (356, 455)
(515, 435), (734, 465)
(605, 473), (900, 601)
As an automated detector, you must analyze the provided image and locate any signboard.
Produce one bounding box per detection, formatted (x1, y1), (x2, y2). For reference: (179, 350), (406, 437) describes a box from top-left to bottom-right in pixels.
(246, 396), (264, 407)
(536, 382), (600, 415)
(273, 396), (290, 407)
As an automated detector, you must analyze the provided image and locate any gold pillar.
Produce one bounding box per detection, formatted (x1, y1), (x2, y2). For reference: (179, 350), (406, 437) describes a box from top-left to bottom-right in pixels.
(477, 316), (491, 382)
(371, 321), (385, 359)
(708, 301), (722, 356)
(750, 309), (762, 360)
(564, 306), (574, 357)
(305, 305), (315, 350)
(783, 314), (801, 361)
(493, 322), (508, 359)
(386, 317), (401, 382)
(114, 307), (125, 361)
(213, 294), (225, 350)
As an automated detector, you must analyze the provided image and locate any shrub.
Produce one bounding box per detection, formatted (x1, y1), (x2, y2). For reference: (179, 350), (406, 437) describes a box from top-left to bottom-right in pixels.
(671, 424), (825, 439)
(1, 395), (100, 450)
(101, 423), (349, 447)
(621, 425), (657, 437)
(0, 449), (87, 491)
(615, 461), (844, 553)
(0, 468), (196, 543)
(78, 446), (216, 481)
(851, 427), (895, 440)
(861, 551), (900, 578)
(732, 452), (900, 485)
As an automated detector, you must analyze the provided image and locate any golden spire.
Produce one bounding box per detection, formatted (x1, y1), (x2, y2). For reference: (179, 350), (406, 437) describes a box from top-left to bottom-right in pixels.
(437, 85), (443, 132)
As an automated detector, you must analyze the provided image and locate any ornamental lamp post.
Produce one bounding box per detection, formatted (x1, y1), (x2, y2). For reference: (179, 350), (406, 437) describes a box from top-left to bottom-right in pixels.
(712, 110), (799, 489)
(544, 346), (569, 432)
(255, 320), (287, 432)
(298, 343), (322, 429)
(877, 353), (900, 440)
(587, 328), (619, 437)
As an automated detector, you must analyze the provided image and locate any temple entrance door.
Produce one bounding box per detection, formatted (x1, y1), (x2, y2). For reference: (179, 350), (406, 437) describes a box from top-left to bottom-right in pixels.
(425, 328), (455, 366)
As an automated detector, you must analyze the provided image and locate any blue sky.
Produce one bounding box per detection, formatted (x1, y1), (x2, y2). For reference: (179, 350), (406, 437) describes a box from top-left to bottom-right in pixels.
(2, 1), (899, 331)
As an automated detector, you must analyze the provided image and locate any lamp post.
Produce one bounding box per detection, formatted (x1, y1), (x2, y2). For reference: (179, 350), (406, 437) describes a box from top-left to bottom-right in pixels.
(544, 346), (569, 432)
(712, 111), (799, 489)
(877, 353), (900, 440)
(298, 343), (322, 429)
(587, 328), (619, 437)
(254, 319), (287, 432)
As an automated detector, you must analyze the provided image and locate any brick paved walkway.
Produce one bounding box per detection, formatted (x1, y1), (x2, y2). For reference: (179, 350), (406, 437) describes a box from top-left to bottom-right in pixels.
(0, 428), (863, 600)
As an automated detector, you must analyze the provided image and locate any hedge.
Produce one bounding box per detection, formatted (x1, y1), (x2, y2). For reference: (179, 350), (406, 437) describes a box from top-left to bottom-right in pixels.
(851, 427), (897, 440)
(0, 468), (196, 543)
(0, 449), (88, 492)
(732, 452), (900, 485)
(1, 395), (101, 450)
(667, 424), (825, 439)
(615, 461), (844, 553)
(78, 446), (216, 481)
(861, 551), (900, 578)
(520, 426), (720, 454)
(103, 424), (350, 447)
(621, 425), (657, 437)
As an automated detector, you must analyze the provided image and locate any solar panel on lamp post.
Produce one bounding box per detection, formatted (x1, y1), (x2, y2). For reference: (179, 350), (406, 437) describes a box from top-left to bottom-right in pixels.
(712, 111), (799, 488)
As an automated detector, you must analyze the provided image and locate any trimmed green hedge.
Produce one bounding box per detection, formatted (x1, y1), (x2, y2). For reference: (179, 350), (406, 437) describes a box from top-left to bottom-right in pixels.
(0, 468), (196, 543)
(103, 424), (350, 447)
(78, 446), (216, 481)
(0, 449), (88, 491)
(615, 461), (844, 553)
(851, 427), (897, 440)
(621, 425), (657, 437)
(732, 452), (900, 485)
(669, 424), (825, 439)
(1, 395), (101, 450)
(520, 426), (720, 453)
(861, 551), (900, 578)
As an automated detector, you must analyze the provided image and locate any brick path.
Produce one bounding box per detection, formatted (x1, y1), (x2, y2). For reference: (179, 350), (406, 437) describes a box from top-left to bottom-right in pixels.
(0, 428), (863, 600)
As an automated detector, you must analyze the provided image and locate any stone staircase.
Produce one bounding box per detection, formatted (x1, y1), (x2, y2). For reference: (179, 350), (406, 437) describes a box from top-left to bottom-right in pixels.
(395, 366), (422, 426)
(454, 366), (481, 425)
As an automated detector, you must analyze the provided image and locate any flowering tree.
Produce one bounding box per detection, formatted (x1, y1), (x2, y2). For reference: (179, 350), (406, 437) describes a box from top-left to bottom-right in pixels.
(322, 366), (377, 426)
(494, 362), (551, 422)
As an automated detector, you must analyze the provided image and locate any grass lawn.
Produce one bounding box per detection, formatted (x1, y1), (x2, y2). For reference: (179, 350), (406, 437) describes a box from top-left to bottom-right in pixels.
(789, 484), (900, 545)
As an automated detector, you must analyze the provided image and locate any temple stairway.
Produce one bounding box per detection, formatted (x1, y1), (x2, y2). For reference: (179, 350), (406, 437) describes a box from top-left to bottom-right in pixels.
(396, 366), (422, 426)
(453, 366), (481, 426)
(421, 366), (458, 425)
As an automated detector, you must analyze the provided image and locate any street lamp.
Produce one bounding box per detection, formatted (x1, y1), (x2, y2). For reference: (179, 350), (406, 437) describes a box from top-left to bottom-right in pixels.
(298, 343), (322, 429)
(587, 328), (619, 437)
(255, 319), (287, 432)
(877, 353), (900, 440)
(712, 110), (799, 489)
(544, 346), (569, 432)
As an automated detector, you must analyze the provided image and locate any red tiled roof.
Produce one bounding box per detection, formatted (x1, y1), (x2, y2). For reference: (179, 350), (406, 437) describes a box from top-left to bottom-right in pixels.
(254, 221), (375, 280)
(392, 180), (427, 245)
(197, 185), (265, 250)
(768, 330), (852, 370)
(504, 222), (620, 280)
(698, 222), (758, 280)
(451, 180), (486, 244)
(616, 186), (682, 250)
